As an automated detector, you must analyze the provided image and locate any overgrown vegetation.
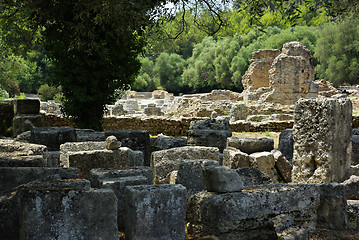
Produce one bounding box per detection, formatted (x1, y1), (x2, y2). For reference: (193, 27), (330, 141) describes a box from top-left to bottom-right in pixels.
(1, 0), (358, 130)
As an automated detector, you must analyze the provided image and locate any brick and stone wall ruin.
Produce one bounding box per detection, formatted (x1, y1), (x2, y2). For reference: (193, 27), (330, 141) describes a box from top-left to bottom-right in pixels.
(242, 41), (319, 105)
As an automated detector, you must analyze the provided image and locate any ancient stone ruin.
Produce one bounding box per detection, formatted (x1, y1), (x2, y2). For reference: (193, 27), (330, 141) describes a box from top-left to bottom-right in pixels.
(1, 41), (359, 239)
(242, 41), (319, 105)
(1, 95), (359, 239)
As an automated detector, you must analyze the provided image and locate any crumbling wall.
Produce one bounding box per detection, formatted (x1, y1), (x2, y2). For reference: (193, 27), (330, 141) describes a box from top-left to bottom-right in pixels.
(242, 49), (281, 90)
(242, 42), (319, 105)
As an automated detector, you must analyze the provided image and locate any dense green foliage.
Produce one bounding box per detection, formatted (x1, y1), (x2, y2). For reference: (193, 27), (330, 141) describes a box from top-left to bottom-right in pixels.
(1, 0), (359, 131)
(37, 84), (62, 102)
(314, 18), (359, 86)
(1, 0), (172, 130)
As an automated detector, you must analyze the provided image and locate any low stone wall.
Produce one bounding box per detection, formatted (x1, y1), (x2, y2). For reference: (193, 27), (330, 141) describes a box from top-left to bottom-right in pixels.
(42, 113), (359, 136)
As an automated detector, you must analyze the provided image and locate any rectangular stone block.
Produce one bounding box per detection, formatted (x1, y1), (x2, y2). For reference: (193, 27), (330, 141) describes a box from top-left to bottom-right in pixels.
(45, 151), (60, 167)
(102, 176), (151, 231)
(105, 130), (150, 166)
(66, 148), (135, 178)
(0, 167), (79, 195)
(89, 167), (154, 231)
(13, 99), (40, 115)
(89, 167), (154, 188)
(0, 179), (90, 240)
(30, 127), (77, 151)
(0, 139), (47, 156)
(151, 146), (220, 184)
(292, 98), (352, 184)
(18, 187), (118, 240)
(222, 147), (250, 169)
(187, 184), (320, 240)
(59, 141), (106, 167)
(227, 137), (274, 154)
(176, 159), (219, 193)
(0, 155), (44, 167)
(125, 184), (187, 240)
(316, 183), (348, 230)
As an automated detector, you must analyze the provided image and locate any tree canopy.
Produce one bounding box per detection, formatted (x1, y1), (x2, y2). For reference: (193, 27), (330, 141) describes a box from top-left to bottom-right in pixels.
(0, 0), (173, 130)
(1, 0), (359, 130)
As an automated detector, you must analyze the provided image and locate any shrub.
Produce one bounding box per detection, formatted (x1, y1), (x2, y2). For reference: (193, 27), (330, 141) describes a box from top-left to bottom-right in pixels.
(37, 84), (62, 101)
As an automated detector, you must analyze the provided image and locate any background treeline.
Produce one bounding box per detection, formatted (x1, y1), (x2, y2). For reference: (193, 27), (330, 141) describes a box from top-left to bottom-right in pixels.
(1, 3), (359, 99)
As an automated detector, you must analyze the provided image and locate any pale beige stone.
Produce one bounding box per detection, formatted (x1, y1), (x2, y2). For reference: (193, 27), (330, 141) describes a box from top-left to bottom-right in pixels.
(292, 98), (352, 184)
(250, 151), (278, 182)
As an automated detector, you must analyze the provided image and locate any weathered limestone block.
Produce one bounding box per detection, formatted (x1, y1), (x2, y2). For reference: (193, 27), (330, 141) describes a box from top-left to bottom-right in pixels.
(150, 134), (187, 151)
(133, 150), (144, 166)
(13, 99), (40, 115)
(236, 167), (272, 187)
(105, 130), (150, 166)
(176, 159), (219, 193)
(227, 137), (274, 154)
(230, 102), (247, 122)
(0, 155), (44, 167)
(144, 105), (163, 116)
(317, 184), (348, 230)
(65, 148), (135, 178)
(272, 150), (292, 182)
(250, 151), (278, 182)
(352, 135), (359, 165)
(0, 139), (47, 155)
(18, 183), (118, 240)
(222, 147), (250, 169)
(112, 103), (125, 116)
(278, 129), (294, 163)
(187, 129), (232, 152)
(151, 146), (220, 184)
(60, 141), (106, 167)
(292, 98), (352, 184)
(46, 151), (60, 167)
(187, 119), (232, 152)
(75, 129), (106, 142)
(13, 114), (45, 137)
(0, 179), (89, 240)
(0, 167), (79, 196)
(89, 167), (154, 188)
(90, 167), (153, 231)
(125, 184), (187, 240)
(202, 166), (244, 193)
(124, 99), (140, 111)
(186, 184), (320, 240)
(30, 127), (77, 151)
(343, 175), (359, 200)
(242, 49), (281, 90)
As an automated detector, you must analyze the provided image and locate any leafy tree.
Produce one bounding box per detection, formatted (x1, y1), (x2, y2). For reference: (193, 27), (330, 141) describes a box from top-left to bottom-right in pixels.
(37, 84), (62, 101)
(315, 19), (359, 86)
(153, 52), (187, 94)
(0, 0), (174, 130)
(133, 57), (160, 92)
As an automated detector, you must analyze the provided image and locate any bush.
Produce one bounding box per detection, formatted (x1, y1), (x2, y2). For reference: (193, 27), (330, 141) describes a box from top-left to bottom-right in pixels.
(37, 84), (62, 101)
(314, 19), (359, 86)
(0, 88), (9, 99)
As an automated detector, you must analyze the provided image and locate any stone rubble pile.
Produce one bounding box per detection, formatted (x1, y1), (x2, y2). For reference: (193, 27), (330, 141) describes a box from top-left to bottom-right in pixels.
(0, 97), (358, 239)
(1, 41), (359, 239)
